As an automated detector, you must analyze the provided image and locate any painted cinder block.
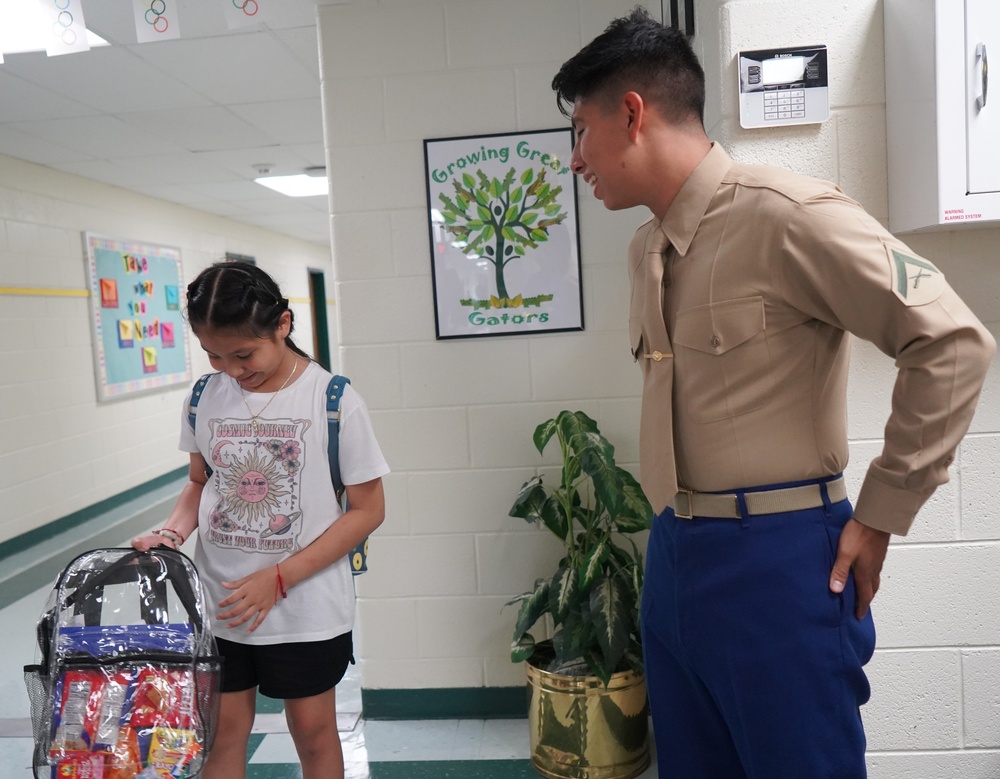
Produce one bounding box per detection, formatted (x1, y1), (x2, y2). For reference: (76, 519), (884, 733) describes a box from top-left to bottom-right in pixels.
(962, 650), (1000, 748)
(863, 649), (961, 750)
(406, 468), (537, 535)
(400, 340), (532, 408)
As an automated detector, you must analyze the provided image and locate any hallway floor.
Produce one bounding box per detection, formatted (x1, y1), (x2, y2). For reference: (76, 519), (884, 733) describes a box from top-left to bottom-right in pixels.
(0, 503), (657, 778)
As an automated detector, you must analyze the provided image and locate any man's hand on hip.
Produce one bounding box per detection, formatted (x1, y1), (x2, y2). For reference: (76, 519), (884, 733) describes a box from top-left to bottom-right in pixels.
(829, 518), (891, 619)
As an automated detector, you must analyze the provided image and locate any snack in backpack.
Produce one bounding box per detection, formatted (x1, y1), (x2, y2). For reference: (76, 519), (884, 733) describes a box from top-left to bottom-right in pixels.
(103, 726), (143, 779)
(93, 670), (136, 751)
(51, 670), (104, 754)
(52, 751), (104, 778)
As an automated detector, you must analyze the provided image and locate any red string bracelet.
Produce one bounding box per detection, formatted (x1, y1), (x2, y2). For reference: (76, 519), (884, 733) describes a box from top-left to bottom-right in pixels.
(275, 563), (288, 600)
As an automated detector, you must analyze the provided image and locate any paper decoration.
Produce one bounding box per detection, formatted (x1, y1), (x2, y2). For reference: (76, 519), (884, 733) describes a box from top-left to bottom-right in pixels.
(142, 346), (158, 374)
(118, 320), (135, 349)
(165, 285), (179, 311)
(100, 278), (119, 308)
(39, 0), (90, 56)
(162, 321), (175, 348)
(133, 0), (180, 43)
(225, 0), (268, 29)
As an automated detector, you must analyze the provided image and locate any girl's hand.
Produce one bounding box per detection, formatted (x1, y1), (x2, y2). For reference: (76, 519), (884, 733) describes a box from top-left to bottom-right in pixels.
(131, 533), (176, 552)
(217, 566), (281, 633)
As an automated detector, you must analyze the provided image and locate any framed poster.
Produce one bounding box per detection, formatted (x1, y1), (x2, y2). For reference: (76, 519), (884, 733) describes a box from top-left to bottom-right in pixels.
(84, 232), (192, 401)
(424, 128), (583, 339)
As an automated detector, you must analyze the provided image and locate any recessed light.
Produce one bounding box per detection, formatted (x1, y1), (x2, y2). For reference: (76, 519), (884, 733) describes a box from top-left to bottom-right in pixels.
(254, 174), (329, 197)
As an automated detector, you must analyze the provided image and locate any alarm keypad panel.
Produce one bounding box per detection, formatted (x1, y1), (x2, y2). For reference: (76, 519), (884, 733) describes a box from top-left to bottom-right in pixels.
(738, 45), (829, 129)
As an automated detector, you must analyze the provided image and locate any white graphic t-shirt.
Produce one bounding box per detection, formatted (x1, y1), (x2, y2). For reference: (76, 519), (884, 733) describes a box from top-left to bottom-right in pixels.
(179, 361), (389, 645)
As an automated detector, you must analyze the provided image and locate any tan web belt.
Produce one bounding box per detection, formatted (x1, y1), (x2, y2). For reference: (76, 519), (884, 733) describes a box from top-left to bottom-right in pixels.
(670, 476), (848, 520)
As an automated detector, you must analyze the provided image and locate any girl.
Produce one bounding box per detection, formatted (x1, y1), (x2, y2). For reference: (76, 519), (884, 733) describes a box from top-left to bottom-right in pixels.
(133, 261), (388, 779)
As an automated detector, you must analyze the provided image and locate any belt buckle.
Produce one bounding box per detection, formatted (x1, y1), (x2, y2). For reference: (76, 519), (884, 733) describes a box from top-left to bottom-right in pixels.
(674, 488), (694, 520)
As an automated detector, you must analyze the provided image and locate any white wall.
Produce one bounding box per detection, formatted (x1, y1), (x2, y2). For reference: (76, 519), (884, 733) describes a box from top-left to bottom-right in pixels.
(320, 0), (1000, 775)
(0, 153), (334, 545)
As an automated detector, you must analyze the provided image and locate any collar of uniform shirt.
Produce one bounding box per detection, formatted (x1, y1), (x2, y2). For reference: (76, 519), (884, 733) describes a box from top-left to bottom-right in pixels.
(660, 142), (733, 257)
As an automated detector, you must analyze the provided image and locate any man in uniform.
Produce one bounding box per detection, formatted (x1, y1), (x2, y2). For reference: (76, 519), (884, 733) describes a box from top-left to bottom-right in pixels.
(552, 9), (994, 779)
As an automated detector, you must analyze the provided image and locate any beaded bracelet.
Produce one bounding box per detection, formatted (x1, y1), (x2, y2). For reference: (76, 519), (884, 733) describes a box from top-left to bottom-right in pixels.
(153, 528), (185, 547)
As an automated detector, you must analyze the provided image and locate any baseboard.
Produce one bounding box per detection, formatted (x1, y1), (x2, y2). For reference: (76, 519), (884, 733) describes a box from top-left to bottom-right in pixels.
(362, 686), (528, 720)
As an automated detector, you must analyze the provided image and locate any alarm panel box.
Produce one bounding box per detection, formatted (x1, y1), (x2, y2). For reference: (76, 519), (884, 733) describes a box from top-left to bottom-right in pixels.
(738, 45), (829, 129)
(884, 0), (1000, 232)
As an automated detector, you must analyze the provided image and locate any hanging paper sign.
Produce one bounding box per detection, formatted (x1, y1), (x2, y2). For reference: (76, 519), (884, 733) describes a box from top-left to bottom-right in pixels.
(39, 0), (90, 56)
(133, 0), (180, 43)
(225, 0), (268, 29)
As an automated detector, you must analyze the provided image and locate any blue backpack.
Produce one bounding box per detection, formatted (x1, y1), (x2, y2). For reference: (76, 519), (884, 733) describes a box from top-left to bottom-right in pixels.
(187, 372), (368, 575)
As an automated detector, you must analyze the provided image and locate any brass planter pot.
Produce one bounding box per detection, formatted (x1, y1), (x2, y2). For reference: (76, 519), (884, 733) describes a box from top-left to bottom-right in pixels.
(526, 651), (650, 779)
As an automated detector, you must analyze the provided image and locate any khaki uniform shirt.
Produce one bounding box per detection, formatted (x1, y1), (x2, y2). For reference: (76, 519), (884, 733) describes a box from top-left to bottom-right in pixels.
(629, 143), (995, 535)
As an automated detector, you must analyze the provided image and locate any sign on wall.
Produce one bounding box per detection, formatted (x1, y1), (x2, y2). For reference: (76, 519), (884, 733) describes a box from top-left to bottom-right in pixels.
(84, 232), (191, 401)
(424, 128), (583, 339)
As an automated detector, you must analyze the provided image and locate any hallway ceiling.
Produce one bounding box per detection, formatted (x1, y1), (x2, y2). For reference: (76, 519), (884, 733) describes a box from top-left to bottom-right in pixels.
(0, 0), (342, 246)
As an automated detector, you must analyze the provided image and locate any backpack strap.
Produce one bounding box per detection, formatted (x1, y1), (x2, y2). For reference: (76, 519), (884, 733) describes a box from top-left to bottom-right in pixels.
(188, 373), (216, 478)
(327, 376), (368, 575)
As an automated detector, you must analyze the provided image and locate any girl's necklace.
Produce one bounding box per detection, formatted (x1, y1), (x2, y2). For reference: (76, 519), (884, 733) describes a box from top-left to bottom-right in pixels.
(239, 358), (298, 435)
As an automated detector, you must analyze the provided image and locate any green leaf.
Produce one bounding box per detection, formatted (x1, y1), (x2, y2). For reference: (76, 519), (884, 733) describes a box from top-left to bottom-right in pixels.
(580, 446), (623, 517)
(466, 219), (484, 229)
(511, 632), (536, 663)
(520, 168), (534, 185)
(522, 212), (538, 226)
(549, 565), (579, 623)
(511, 186), (523, 203)
(501, 226), (517, 242)
(462, 172), (475, 189)
(483, 224), (495, 241)
(530, 229), (548, 242)
(512, 580), (550, 640)
(532, 417), (559, 454)
(509, 476), (546, 521)
(579, 539), (608, 588)
(589, 576), (630, 678)
(477, 204), (491, 221)
(490, 178), (502, 198)
(475, 189), (489, 206)
(505, 205), (518, 222)
(545, 203), (563, 216)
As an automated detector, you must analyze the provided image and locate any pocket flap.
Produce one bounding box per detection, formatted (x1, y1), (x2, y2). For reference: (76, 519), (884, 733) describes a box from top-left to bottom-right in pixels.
(673, 297), (765, 356)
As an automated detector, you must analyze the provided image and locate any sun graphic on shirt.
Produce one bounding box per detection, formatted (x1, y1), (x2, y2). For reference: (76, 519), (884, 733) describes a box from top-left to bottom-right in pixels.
(220, 448), (289, 527)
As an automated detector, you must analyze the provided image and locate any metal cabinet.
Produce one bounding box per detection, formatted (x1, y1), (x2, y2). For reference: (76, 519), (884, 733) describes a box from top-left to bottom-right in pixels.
(884, 0), (1000, 232)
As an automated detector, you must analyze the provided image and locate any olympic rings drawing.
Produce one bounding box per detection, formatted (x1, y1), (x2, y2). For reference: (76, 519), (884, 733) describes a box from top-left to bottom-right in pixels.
(51, 3), (76, 45)
(143, 0), (169, 34)
(233, 0), (259, 17)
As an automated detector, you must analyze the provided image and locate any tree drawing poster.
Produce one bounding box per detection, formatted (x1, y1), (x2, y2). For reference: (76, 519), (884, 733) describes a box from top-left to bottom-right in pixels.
(424, 129), (583, 339)
(85, 232), (192, 401)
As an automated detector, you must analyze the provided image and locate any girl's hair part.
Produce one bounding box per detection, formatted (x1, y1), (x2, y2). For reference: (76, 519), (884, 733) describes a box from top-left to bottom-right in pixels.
(186, 261), (311, 359)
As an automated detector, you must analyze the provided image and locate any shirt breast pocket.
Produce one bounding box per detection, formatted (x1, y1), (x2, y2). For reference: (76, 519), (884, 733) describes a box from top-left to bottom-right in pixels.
(672, 296), (772, 423)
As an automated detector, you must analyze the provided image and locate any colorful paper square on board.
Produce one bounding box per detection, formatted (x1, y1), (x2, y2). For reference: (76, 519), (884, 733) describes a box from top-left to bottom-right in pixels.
(165, 285), (179, 311)
(117, 320), (134, 349)
(143, 347), (158, 373)
(100, 278), (119, 308)
(134, 319), (143, 341)
(162, 321), (175, 348)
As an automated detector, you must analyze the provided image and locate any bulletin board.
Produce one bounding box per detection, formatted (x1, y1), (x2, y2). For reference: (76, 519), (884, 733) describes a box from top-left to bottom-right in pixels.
(84, 233), (192, 401)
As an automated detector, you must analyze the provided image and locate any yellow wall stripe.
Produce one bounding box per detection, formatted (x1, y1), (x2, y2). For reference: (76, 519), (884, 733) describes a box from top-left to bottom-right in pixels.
(0, 287), (90, 297)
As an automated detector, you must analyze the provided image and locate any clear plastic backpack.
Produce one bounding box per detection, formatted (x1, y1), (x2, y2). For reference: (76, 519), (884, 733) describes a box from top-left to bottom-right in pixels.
(23, 548), (221, 779)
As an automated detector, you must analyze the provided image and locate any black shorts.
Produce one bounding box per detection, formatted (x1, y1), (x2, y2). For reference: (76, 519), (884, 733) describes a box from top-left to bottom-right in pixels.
(216, 632), (354, 699)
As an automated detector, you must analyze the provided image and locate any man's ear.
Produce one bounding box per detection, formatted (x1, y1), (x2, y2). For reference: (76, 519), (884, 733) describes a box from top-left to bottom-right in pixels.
(622, 91), (644, 141)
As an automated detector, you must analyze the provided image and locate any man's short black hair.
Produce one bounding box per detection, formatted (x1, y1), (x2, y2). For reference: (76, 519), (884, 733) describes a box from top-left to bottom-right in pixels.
(552, 7), (705, 127)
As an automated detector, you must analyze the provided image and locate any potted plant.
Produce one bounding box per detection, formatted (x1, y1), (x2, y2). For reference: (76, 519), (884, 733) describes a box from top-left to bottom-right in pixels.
(507, 410), (652, 779)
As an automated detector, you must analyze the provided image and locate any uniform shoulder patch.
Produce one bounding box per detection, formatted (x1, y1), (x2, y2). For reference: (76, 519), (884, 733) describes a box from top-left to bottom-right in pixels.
(885, 243), (946, 306)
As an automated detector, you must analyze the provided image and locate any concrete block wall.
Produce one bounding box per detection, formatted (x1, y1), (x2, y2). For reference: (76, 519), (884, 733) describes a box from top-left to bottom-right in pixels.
(0, 153), (334, 544)
(319, 0), (657, 691)
(320, 0), (1000, 775)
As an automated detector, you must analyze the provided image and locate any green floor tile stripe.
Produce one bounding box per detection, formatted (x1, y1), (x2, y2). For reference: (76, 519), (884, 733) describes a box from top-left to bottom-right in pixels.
(362, 687), (528, 720)
(370, 760), (538, 778)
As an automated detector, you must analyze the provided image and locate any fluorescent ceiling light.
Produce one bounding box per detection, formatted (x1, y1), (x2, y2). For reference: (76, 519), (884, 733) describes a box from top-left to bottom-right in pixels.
(0, 2), (109, 55)
(254, 174), (329, 198)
